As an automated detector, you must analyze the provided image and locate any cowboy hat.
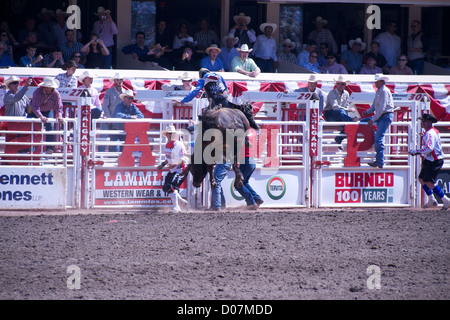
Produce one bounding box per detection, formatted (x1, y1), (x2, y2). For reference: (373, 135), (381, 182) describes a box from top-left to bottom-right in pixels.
(233, 12), (251, 25)
(349, 38), (366, 50)
(333, 75), (350, 85)
(178, 72), (194, 81)
(110, 72), (126, 82)
(94, 6), (110, 16)
(313, 16), (328, 25)
(260, 22), (277, 33)
(38, 77), (60, 89)
(281, 39), (296, 49)
(222, 35), (239, 46)
(236, 44), (253, 53)
(78, 70), (97, 83)
(205, 44), (221, 54)
(119, 89), (135, 100)
(4, 76), (22, 86)
(162, 124), (182, 137)
(307, 74), (321, 83)
(374, 73), (389, 82)
(418, 113), (438, 123)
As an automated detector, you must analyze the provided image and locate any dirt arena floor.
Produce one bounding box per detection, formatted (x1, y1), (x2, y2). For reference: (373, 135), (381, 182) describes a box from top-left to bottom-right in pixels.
(0, 206), (449, 301)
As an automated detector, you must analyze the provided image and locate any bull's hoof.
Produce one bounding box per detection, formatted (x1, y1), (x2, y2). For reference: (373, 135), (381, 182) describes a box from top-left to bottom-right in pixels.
(211, 182), (217, 189)
(235, 180), (243, 189)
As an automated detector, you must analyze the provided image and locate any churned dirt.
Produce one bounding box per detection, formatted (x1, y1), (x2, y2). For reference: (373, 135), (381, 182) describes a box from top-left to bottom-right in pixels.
(0, 206), (449, 300)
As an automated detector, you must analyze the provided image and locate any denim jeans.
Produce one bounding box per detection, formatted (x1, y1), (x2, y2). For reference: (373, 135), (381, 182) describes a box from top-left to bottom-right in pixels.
(324, 109), (353, 144)
(210, 163), (232, 210)
(28, 110), (55, 152)
(235, 158), (262, 206)
(360, 112), (393, 165)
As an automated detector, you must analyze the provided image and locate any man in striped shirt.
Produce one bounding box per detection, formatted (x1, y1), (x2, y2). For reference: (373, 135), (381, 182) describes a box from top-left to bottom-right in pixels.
(410, 113), (450, 210)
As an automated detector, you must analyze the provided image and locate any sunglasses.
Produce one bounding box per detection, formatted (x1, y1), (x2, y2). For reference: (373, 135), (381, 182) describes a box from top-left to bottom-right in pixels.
(283, 45), (292, 48)
(327, 56), (335, 59)
(1, 34), (7, 37)
(74, 55), (81, 58)
(310, 55), (318, 58)
(336, 82), (346, 86)
(9, 81), (19, 85)
(410, 25), (418, 27)
(398, 58), (407, 61)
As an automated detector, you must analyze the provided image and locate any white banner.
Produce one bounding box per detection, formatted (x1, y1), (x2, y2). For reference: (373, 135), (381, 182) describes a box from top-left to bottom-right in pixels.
(0, 167), (66, 209)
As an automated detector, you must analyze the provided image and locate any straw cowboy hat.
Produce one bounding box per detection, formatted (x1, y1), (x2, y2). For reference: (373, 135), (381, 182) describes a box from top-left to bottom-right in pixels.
(374, 73), (389, 82)
(236, 44), (253, 53)
(78, 70), (97, 82)
(313, 16), (328, 25)
(205, 44), (221, 54)
(222, 35), (239, 46)
(119, 89), (135, 100)
(307, 74), (322, 83)
(333, 75), (350, 85)
(4, 76), (22, 86)
(260, 22), (277, 33)
(38, 77), (60, 89)
(233, 12), (251, 25)
(281, 39), (296, 49)
(177, 72), (194, 81)
(94, 6), (110, 16)
(162, 124), (182, 137)
(110, 72), (126, 82)
(348, 38), (366, 50)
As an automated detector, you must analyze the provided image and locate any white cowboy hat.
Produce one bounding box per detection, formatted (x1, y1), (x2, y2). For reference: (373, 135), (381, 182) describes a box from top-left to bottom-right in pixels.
(222, 35), (239, 46)
(177, 72), (194, 81)
(94, 6), (110, 16)
(78, 70), (97, 83)
(182, 36), (197, 47)
(281, 39), (296, 49)
(38, 77), (60, 89)
(233, 12), (251, 25)
(4, 76), (22, 86)
(205, 44), (222, 54)
(119, 89), (135, 100)
(348, 38), (366, 51)
(307, 74), (322, 83)
(110, 72), (126, 82)
(333, 75), (350, 85)
(236, 44), (253, 53)
(162, 124), (182, 137)
(374, 73), (389, 82)
(260, 22), (277, 33)
(313, 16), (328, 25)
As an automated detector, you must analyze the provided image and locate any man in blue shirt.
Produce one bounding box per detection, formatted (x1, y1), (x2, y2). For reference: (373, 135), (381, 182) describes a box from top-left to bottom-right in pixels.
(301, 51), (321, 73)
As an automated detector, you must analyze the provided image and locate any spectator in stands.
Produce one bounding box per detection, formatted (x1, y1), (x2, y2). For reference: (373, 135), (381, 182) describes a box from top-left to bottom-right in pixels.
(0, 29), (15, 60)
(162, 72), (195, 91)
(374, 21), (401, 68)
(91, 6), (118, 69)
(42, 47), (64, 68)
(111, 89), (144, 152)
(139, 43), (173, 69)
(121, 31), (149, 60)
(30, 77), (64, 154)
(301, 51), (321, 73)
(3, 76), (32, 117)
(156, 20), (172, 50)
(173, 23), (195, 50)
(55, 60), (78, 88)
(359, 55), (383, 75)
(230, 44), (260, 77)
(407, 20), (428, 75)
(71, 51), (85, 68)
(37, 8), (57, 47)
(319, 51), (347, 74)
(317, 43), (330, 67)
(389, 54), (413, 75)
(324, 75), (356, 149)
(229, 12), (256, 49)
(173, 43), (200, 71)
(277, 39), (297, 65)
(253, 22), (278, 73)
(308, 16), (337, 55)
(19, 44), (43, 67)
(53, 9), (68, 47)
(218, 35), (239, 71)
(81, 33), (110, 69)
(200, 44), (224, 72)
(0, 20), (18, 46)
(78, 70), (103, 119)
(18, 17), (39, 45)
(60, 29), (84, 63)
(361, 74), (394, 169)
(297, 39), (317, 67)
(0, 41), (15, 67)
(194, 18), (220, 52)
(340, 38), (365, 74)
(364, 41), (388, 73)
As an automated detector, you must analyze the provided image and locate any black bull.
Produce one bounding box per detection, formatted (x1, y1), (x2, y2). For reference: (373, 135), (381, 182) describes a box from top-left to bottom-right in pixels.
(181, 107), (251, 189)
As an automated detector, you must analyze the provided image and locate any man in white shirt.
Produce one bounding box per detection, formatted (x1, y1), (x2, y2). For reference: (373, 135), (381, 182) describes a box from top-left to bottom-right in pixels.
(374, 21), (401, 68)
(252, 22), (278, 73)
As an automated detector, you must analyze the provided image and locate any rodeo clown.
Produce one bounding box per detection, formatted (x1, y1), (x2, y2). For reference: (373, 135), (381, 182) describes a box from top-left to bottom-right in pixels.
(157, 124), (190, 213)
(410, 113), (450, 210)
(178, 68), (259, 130)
